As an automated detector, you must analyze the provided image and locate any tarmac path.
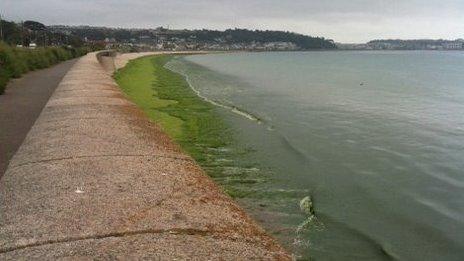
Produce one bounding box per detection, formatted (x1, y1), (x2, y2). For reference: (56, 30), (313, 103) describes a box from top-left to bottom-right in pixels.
(0, 59), (77, 177)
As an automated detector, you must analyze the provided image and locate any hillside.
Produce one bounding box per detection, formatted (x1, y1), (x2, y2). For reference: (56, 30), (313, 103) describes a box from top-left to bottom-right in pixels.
(50, 25), (337, 51)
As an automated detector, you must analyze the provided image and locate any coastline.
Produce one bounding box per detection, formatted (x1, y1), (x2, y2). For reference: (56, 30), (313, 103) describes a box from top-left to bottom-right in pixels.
(165, 60), (262, 123)
(113, 54), (264, 198)
(114, 54), (320, 256)
(0, 51), (291, 259)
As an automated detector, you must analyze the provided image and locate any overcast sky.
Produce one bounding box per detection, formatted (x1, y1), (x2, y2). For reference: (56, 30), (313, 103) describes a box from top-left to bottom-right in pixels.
(1, 0), (463, 43)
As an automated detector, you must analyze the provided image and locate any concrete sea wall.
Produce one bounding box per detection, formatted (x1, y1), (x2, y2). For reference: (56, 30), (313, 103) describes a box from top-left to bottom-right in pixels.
(0, 52), (290, 259)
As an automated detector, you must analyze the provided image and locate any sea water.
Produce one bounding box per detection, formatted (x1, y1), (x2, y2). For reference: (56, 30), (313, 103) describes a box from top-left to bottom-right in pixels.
(165, 51), (464, 260)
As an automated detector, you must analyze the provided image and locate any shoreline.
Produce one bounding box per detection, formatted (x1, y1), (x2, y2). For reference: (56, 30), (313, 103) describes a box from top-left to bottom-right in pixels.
(165, 59), (262, 123)
(114, 53), (307, 255)
(113, 54), (257, 195)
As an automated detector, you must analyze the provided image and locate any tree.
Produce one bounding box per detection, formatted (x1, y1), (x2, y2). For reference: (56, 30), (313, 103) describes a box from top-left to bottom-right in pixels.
(23, 20), (47, 31)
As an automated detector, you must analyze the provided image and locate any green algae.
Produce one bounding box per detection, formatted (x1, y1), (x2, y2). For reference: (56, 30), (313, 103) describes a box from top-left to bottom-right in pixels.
(115, 54), (274, 202)
(114, 55), (232, 163)
(113, 55), (273, 199)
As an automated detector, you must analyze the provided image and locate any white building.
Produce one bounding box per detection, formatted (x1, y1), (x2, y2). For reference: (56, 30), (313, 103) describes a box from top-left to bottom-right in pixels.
(443, 42), (463, 50)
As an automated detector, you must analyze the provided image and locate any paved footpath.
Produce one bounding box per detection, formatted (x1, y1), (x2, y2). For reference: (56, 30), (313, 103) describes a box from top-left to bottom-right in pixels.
(0, 59), (77, 177)
(0, 52), (290, 259)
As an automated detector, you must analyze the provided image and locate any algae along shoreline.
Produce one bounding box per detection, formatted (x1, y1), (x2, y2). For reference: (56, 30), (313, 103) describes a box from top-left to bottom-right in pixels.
(115, 55), (229, 161)
(114, 55), (264, 197)
(115, 54), (316, 258)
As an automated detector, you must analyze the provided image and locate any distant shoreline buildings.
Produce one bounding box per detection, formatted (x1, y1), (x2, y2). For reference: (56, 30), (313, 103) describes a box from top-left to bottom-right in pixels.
(337, 39), (464, 50)
(49, 25), (336, 51)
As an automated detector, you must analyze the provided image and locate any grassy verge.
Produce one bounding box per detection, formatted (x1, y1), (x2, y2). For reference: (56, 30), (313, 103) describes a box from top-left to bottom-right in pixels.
(114, 55), (232, 166)
(0, 42), (91, 94)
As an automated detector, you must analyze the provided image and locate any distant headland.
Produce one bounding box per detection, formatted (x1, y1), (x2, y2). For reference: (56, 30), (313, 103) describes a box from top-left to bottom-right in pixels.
(337, 39), (464, 50)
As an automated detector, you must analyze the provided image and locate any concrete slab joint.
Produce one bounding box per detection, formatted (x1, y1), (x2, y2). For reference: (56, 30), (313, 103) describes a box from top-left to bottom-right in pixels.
(0, 52), (291, 260)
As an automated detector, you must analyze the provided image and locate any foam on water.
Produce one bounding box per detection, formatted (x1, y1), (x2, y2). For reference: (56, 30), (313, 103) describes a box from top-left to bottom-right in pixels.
(165, 61), (262, 123)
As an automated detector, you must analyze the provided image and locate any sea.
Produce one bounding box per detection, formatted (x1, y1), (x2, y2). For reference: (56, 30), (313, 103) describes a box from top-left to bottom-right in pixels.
(165, 51), (464, 260)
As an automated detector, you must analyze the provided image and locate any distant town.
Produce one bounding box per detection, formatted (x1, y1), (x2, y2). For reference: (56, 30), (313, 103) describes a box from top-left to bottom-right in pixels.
(48, 24), (337, 51)
(1, 19), (463, 51)
(337, 39), (464, 50)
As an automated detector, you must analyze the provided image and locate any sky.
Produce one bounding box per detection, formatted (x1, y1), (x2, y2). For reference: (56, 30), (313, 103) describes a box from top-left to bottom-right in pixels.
(1, 0), (463, 43)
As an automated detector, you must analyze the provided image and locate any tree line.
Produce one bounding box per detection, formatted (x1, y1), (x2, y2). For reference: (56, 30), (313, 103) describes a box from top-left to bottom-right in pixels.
(0, 19), (84, 47)
(175, 29), (337, 49)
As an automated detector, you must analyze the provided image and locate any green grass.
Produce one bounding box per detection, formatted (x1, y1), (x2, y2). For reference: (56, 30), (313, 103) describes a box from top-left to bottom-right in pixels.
(114, 55), (232, 165)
